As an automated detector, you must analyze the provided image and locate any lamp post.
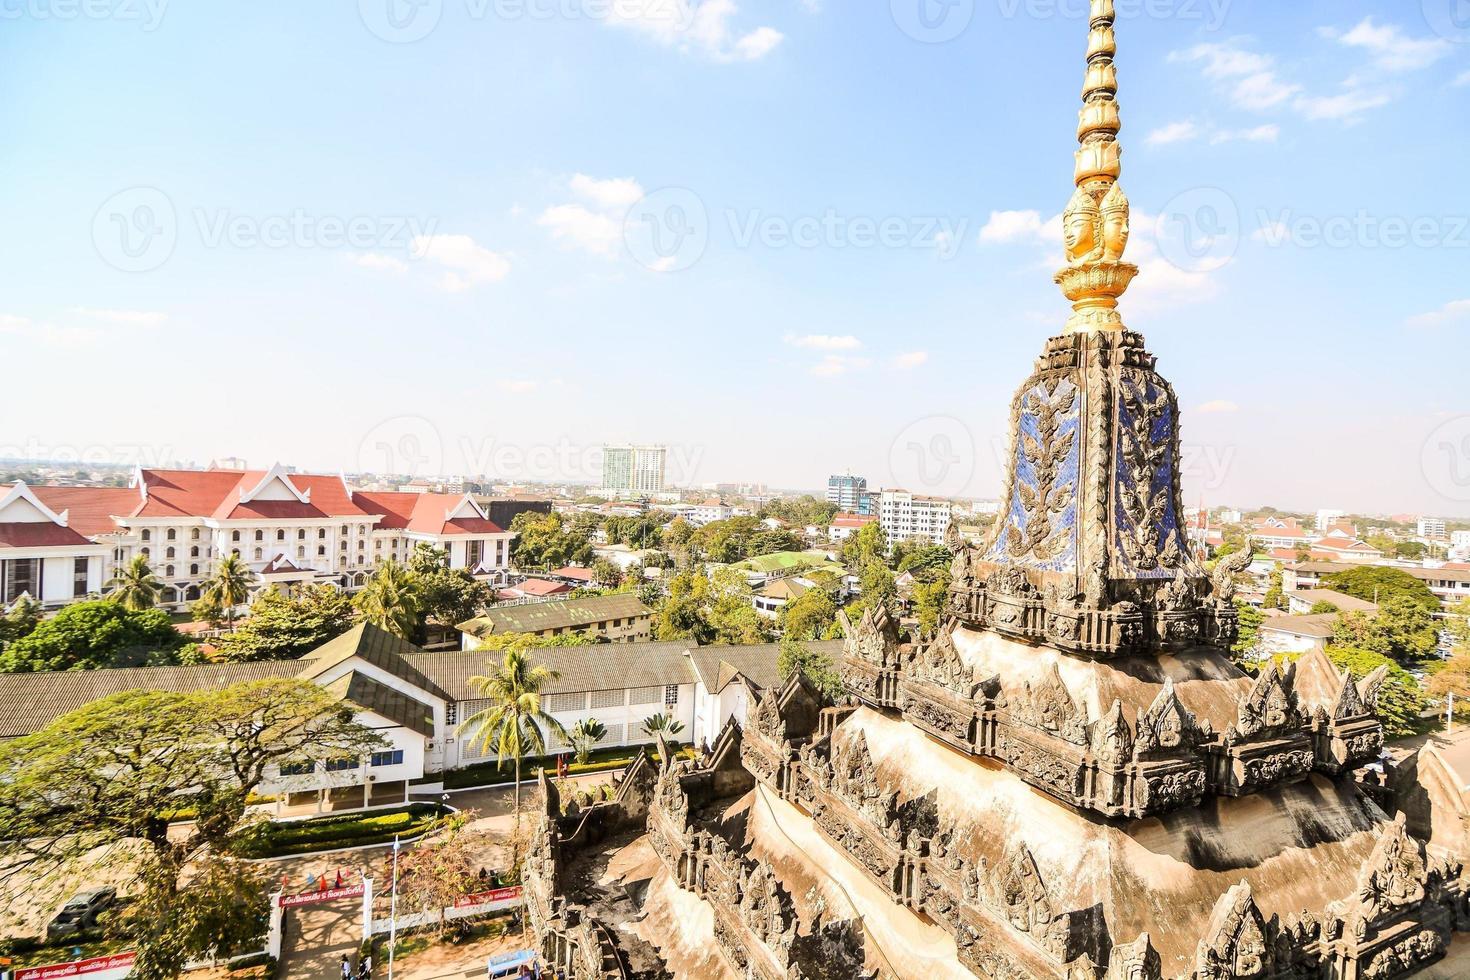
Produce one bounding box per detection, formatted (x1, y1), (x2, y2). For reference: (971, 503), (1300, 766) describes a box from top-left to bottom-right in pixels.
(386, 835), (400, 980)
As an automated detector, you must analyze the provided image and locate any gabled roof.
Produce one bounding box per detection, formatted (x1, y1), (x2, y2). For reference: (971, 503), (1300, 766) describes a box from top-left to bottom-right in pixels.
(298, 623), (451, 702)
(685, 641), (843, 695)
(460, 593), (652, 637)
(405, 641), (700, 701)
(354, 491), (505, 536)
(26, 486), (136, 537)
(323, 671), (434, 737)
(1260, 613), (1339, 639)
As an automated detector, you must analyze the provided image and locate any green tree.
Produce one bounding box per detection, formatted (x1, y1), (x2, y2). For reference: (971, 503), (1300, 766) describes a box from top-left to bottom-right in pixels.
(1324, 645), (1426, 738)
(1262, 567), (1286, 611)
(510, 512), (594, 569)
(408, 544), (491, 634)
(213, 584), (358, 662)
(108, 554), (163, 611)
(778, 586), (838, 641)
(0, 593), (42, 646)
(841, 522), (887, 567)
(394, 811), (483, 939)
(1324, 566), (1440, 613)
(476, 630), (600, 651)
(858, 560), (898, 612)
(591, 558), (624, 589)
(912, 578), (951, 639)
(0, 679), (382, 980)
(640, 712), (685, 746)
(1233, 601), (1265, 658)
(1332, 595), (1441, 662)
(459, 647), (566, 838)
(777, 636), (842, 702)
(896, 545), (952, 580)
(0, 600), (184, 672)
(354, 559), (422, 640)
(201, 554), (256, 629)
(568, 718), (607, 765)
(1309, 601), (1341, 615)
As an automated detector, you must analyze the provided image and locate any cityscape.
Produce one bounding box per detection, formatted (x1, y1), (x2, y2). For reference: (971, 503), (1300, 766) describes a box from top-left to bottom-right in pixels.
(5, 1), (1470, 979)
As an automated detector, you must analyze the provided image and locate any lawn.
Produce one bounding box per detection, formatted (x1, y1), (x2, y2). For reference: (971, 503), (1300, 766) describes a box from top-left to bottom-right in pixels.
(232, 804), (449, 858)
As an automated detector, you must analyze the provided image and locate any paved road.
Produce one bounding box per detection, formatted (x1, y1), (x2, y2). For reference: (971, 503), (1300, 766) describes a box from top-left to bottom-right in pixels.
(281, 902), (362, 980)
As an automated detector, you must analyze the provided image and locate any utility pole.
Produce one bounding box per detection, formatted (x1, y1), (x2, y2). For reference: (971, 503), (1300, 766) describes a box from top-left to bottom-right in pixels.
(387, 835), (400, 980)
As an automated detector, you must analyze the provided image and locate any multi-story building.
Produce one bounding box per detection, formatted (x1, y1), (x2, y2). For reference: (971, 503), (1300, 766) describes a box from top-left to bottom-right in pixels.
(1420, 517), (1448, 540)
(825, 473), (871, 515)
(827, 512), (878, 543)
(1285, 560), (1470, 614)
(600, 445), (668, 498)
(1315, 509), (1345, 531)
(1, 464), (515, 611)
(877, 489), (952, 547)
(1453, 530), (1470, 550)
(459, 592), (654, 646)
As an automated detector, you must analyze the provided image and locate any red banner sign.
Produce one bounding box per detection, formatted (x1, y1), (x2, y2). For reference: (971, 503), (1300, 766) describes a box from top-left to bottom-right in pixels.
(17, 953), (136, 980)
(453, 885), (523, 909)
(278, 883), (365, 908)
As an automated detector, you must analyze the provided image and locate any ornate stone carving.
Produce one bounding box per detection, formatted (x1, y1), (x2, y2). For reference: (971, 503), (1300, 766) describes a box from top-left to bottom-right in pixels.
(1106, 933), (1161, 980)
(1210, 544), (1255, 605)
(1229, 661), (1304, 742)
(1134, 678), (1205, 756)
(1356, 813), (1429, 923)
(1116, 371), (1178, 572)
(1004, 660), (1089, 745)
(1092, 698), (1133, 766)
(1360, 929), (1447, 980)
(1195, 881), (1270, 980)
(909, 618), (978, 699)
(984, 843), (1068, 959)
(843, 604), (903, 670)
(1005, 377), (1079, 562)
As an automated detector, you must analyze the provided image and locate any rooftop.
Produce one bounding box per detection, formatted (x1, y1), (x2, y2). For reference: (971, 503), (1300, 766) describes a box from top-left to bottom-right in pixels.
(459, 592), (653, 637)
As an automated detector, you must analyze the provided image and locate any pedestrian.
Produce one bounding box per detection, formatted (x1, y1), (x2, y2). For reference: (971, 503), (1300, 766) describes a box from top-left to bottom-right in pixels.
(339, 955), (351, 980)
(359, 952), (373, 979)
(531, 957), (543, 979)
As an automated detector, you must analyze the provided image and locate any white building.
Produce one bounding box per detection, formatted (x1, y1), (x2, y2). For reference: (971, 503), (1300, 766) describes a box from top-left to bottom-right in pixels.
(689, 498), (735, 526)
(1420, 517), (1448, 540)
(828, 512), (878, 543)
(0, 464), (515, 611)
(600, 445), (668, 498)
(877, 489), (952, 546)
(1315, 509), (1345, 532)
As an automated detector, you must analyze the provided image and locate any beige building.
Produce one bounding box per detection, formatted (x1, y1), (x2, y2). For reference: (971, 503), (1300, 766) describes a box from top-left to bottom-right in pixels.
(459, 592), (654, 646)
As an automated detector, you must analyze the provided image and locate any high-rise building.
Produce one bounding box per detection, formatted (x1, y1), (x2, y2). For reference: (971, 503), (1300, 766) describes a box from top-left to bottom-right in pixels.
(600, 444), (667, 497)
(877, 488), (951, 546)
(1419, 516), (1448, 540)
(826, 473), (871, 515)
(1315, 509), (1345, 531)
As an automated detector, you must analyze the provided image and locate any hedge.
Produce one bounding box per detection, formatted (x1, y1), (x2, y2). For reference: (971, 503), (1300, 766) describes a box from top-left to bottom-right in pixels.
(442, 742), (695, 789)
(232, 804), (447, 858)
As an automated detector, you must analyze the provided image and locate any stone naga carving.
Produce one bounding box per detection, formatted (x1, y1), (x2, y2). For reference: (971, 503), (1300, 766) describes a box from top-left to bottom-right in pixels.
(1210, 543), (1254, 605)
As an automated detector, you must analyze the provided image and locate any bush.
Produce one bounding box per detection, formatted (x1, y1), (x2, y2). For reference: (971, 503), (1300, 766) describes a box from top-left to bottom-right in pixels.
(232, 804), (446, 858)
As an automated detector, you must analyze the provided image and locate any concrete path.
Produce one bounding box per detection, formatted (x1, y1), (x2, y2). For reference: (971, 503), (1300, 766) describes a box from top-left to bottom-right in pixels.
(280, 902), (362, 980)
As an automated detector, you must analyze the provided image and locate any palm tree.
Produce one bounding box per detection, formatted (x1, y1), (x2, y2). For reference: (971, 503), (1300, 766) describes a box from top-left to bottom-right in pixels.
(202, 554), (256, 629)
(354, 560), (422, 639)
(568, 718), (607, 766)
(641, 712), (685, 748)
(459, 647), (567, 836)
(108, 555), (161, 611)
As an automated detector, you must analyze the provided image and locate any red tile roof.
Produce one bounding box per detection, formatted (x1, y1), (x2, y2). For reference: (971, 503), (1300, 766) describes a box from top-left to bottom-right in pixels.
(27, 486), (137, 537)
(500, 579), (573, 598)
(551, 566), (595, 582)
(0, 523), (92, 548)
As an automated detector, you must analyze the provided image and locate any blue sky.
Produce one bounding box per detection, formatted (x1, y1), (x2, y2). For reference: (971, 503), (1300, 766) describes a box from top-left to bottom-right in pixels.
(2, 0), (1468, 515)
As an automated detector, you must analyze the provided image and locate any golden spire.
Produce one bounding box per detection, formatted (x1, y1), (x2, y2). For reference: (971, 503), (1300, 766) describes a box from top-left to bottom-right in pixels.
(1056, 0), (1137, 334)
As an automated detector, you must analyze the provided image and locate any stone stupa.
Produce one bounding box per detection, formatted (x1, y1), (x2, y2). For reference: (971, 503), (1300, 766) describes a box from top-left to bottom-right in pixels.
(522, 4), (1470, 977)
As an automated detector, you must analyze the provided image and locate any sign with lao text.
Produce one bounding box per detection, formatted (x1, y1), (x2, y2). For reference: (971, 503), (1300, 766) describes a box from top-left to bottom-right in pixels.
(278, 884), (365, 908)
(16, 952), (136, 980)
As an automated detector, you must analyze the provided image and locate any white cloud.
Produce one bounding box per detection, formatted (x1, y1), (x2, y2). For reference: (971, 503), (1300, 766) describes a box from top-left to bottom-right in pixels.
(978, 210), (1060, 244)
(569, 173), (645, 210)
(0, 314), (99, 348)
(1120, 222), (1224, 315)
(1146, 121), (1200, 146)
(1212, 124), (1280, 144)
(1292, 89), (1392, 122)
(66, 307), (167, 326)
(892, 351), (928, 370)
(1196, 400), (1240, 414)
(1325, 18), (1452, 73)
(1169, 43), (1300, 110)
(1454, 69), (1470, 87)
(538, 204), (623, 257)
(605, 0), (783, 63)
(784, 333), (862, 351)
(1405, 299), (1470, 329)
(409, 234), (511, 291)
(1231, 71), (1301, 110)
(353, 253), (409, 274)
(808, 355), (870, 378)
(498, 379), (539, 394)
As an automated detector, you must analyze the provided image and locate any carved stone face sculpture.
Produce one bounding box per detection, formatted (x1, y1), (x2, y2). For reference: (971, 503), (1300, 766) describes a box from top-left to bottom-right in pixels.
(1234, 917), (1268, 977)
(1100, 181), (1130, 262)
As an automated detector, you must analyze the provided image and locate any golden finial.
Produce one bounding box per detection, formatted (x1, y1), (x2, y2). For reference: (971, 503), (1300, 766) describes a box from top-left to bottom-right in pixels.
(1055, 0), (1137, 334)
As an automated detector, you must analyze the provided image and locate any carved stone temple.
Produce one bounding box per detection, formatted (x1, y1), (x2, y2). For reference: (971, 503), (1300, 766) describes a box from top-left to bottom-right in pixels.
(522, 4), (1470, 977)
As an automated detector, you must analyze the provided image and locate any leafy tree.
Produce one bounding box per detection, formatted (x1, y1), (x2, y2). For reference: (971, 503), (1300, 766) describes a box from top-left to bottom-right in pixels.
(394, 811), (484, 938)
(109, 554), (163, 611)
(662, 517), (695, 555)
(1262, 567), (1286, 611)
(0, 600), (184, 672)
(777, 636), (842, 702)
(778, 585), (838, 641)
(201, 554), (256, 629)
(759, 496), (839, 528)
(689, 516), (765, 564)
(1293, 543), (1313, 564)
(476, 630), (600, 651)
(408, 545), (491, 633)
(213, 585), (358, 662)
(1233, 601), (1265, 657)
(460, 647), (567, 838)
(858, 560), (898, 612)
(1427, 653), (1470, 724)
(568, 718), (608, 765)
(510, 512), (594, 569)
(0, 679), (382, 980)
(1332, 595), (1441, 662)
(591, 558), (624, 588)
(912, 578), (951, 639)
(1324, 645), (1426, 738)
(748, 529), (804, 556)
(1309, 601), (1341, 615)
(652, 568), (771, 645)
(0, 594), (42, 646)
(1324, 566), (1440, 613)
(896, 545), (952, 581)
(841, 522), (887, 567)
(354, 559), (422, 640)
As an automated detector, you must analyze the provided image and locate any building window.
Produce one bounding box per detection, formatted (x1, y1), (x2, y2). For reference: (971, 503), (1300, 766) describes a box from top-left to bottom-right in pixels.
(141, 529), (151, 542)
(166, 528), (176, 541)
(341, 525), (349, 535)
(590, 690), (624, 710)
(276, 529), (285, 541)
(325, 757), (358, 772)
(297, 546), (305, 559)
(340, 541), (348, 551)
(318, 546), (326, 556)
(232, 530), (241, 542)
(297, 529), (306, 540)
(190, 564), (199, 576)
(446, 703), (458, 725)
(165, 565), (175, 578)
(73, 558), (88, 598)
(254, 530), (264, 541)
(370, 750), (405, 768)
(630, 686), (661, 706)
(254, 548), (263, 560)
(467, 540), (483, 568)
(319, 528), (327, 539)
(664, 685), (679, 705)
(190, 546), (199, 557)
(166, 547), (176, 559)
(232, 548), (241, 558)
(544, 692), (588, 713)
(279, 760), (314, 777)
(140, 548), (150, 559)
(191, 528), (200, 540)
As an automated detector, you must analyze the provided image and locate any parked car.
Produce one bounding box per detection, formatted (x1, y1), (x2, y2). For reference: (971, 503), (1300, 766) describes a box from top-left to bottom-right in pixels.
(46, 888), (117, 940)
